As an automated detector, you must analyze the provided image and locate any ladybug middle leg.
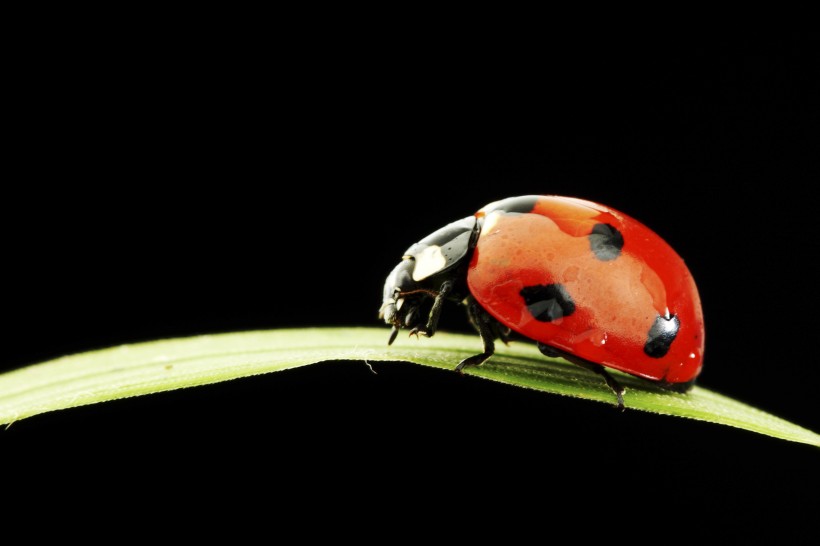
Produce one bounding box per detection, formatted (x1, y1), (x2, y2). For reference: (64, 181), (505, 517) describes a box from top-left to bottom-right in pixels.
(455, 297), (508, 373)
(537, 342), (626, 411)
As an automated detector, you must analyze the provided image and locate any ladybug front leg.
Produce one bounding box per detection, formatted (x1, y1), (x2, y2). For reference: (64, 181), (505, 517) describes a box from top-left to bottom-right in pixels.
(410, 280), (453, 339)
(455, 298), (496, 373)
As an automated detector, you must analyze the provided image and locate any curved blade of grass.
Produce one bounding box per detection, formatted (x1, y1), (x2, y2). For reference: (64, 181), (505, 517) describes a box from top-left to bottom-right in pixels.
(0, 327), (817, 447)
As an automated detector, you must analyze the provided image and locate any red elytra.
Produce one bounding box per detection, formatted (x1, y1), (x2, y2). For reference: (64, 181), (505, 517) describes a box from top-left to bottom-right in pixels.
(467, 196), (704, 385)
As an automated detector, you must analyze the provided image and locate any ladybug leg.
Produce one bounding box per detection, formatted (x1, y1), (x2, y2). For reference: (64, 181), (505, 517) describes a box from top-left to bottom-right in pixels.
(409, 281), (453, 339)
(496, 324), (512, 346)
(455, 299), (496, 373)
(572, 359), (626, 412)
(537, 343), (625, 411)
(424, 280), (452, 336)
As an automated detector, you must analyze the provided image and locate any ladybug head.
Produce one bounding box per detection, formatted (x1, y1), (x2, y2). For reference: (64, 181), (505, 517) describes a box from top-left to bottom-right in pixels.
(379, 259), (429, 344)
(379, 215), (479, 344)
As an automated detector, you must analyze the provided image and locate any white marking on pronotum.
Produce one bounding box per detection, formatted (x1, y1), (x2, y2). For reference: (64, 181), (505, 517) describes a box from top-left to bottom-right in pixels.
(480, 211), (502, 235)
(412, 245), (447, 281)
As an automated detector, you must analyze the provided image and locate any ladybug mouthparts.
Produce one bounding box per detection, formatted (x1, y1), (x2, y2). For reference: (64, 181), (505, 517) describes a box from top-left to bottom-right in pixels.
(379, 260), (433, 345)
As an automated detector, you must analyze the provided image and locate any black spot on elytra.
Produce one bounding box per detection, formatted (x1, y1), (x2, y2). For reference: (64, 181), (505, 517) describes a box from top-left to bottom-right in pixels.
(520, 284), (576, 322)
(589, 223), (624, 261)
(644, 314), (680, 358)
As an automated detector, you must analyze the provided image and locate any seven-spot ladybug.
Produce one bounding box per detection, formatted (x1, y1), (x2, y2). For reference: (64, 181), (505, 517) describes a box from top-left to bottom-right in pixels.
(379, 195), (704, 409)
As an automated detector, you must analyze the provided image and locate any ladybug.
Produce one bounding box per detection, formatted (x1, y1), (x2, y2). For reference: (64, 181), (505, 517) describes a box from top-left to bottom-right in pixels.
(379, 195), (704, 409)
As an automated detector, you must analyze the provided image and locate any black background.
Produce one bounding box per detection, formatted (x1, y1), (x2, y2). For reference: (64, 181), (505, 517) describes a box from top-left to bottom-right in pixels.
(3, 35), (817, 531)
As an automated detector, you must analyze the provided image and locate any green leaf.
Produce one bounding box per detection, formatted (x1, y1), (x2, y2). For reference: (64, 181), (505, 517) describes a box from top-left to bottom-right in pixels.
(0, 327), (817, 447)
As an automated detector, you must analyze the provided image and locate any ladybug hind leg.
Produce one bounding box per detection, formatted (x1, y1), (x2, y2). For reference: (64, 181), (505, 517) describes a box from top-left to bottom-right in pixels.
(537, 342), (626, 411)
(455, 298), (507, 373)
